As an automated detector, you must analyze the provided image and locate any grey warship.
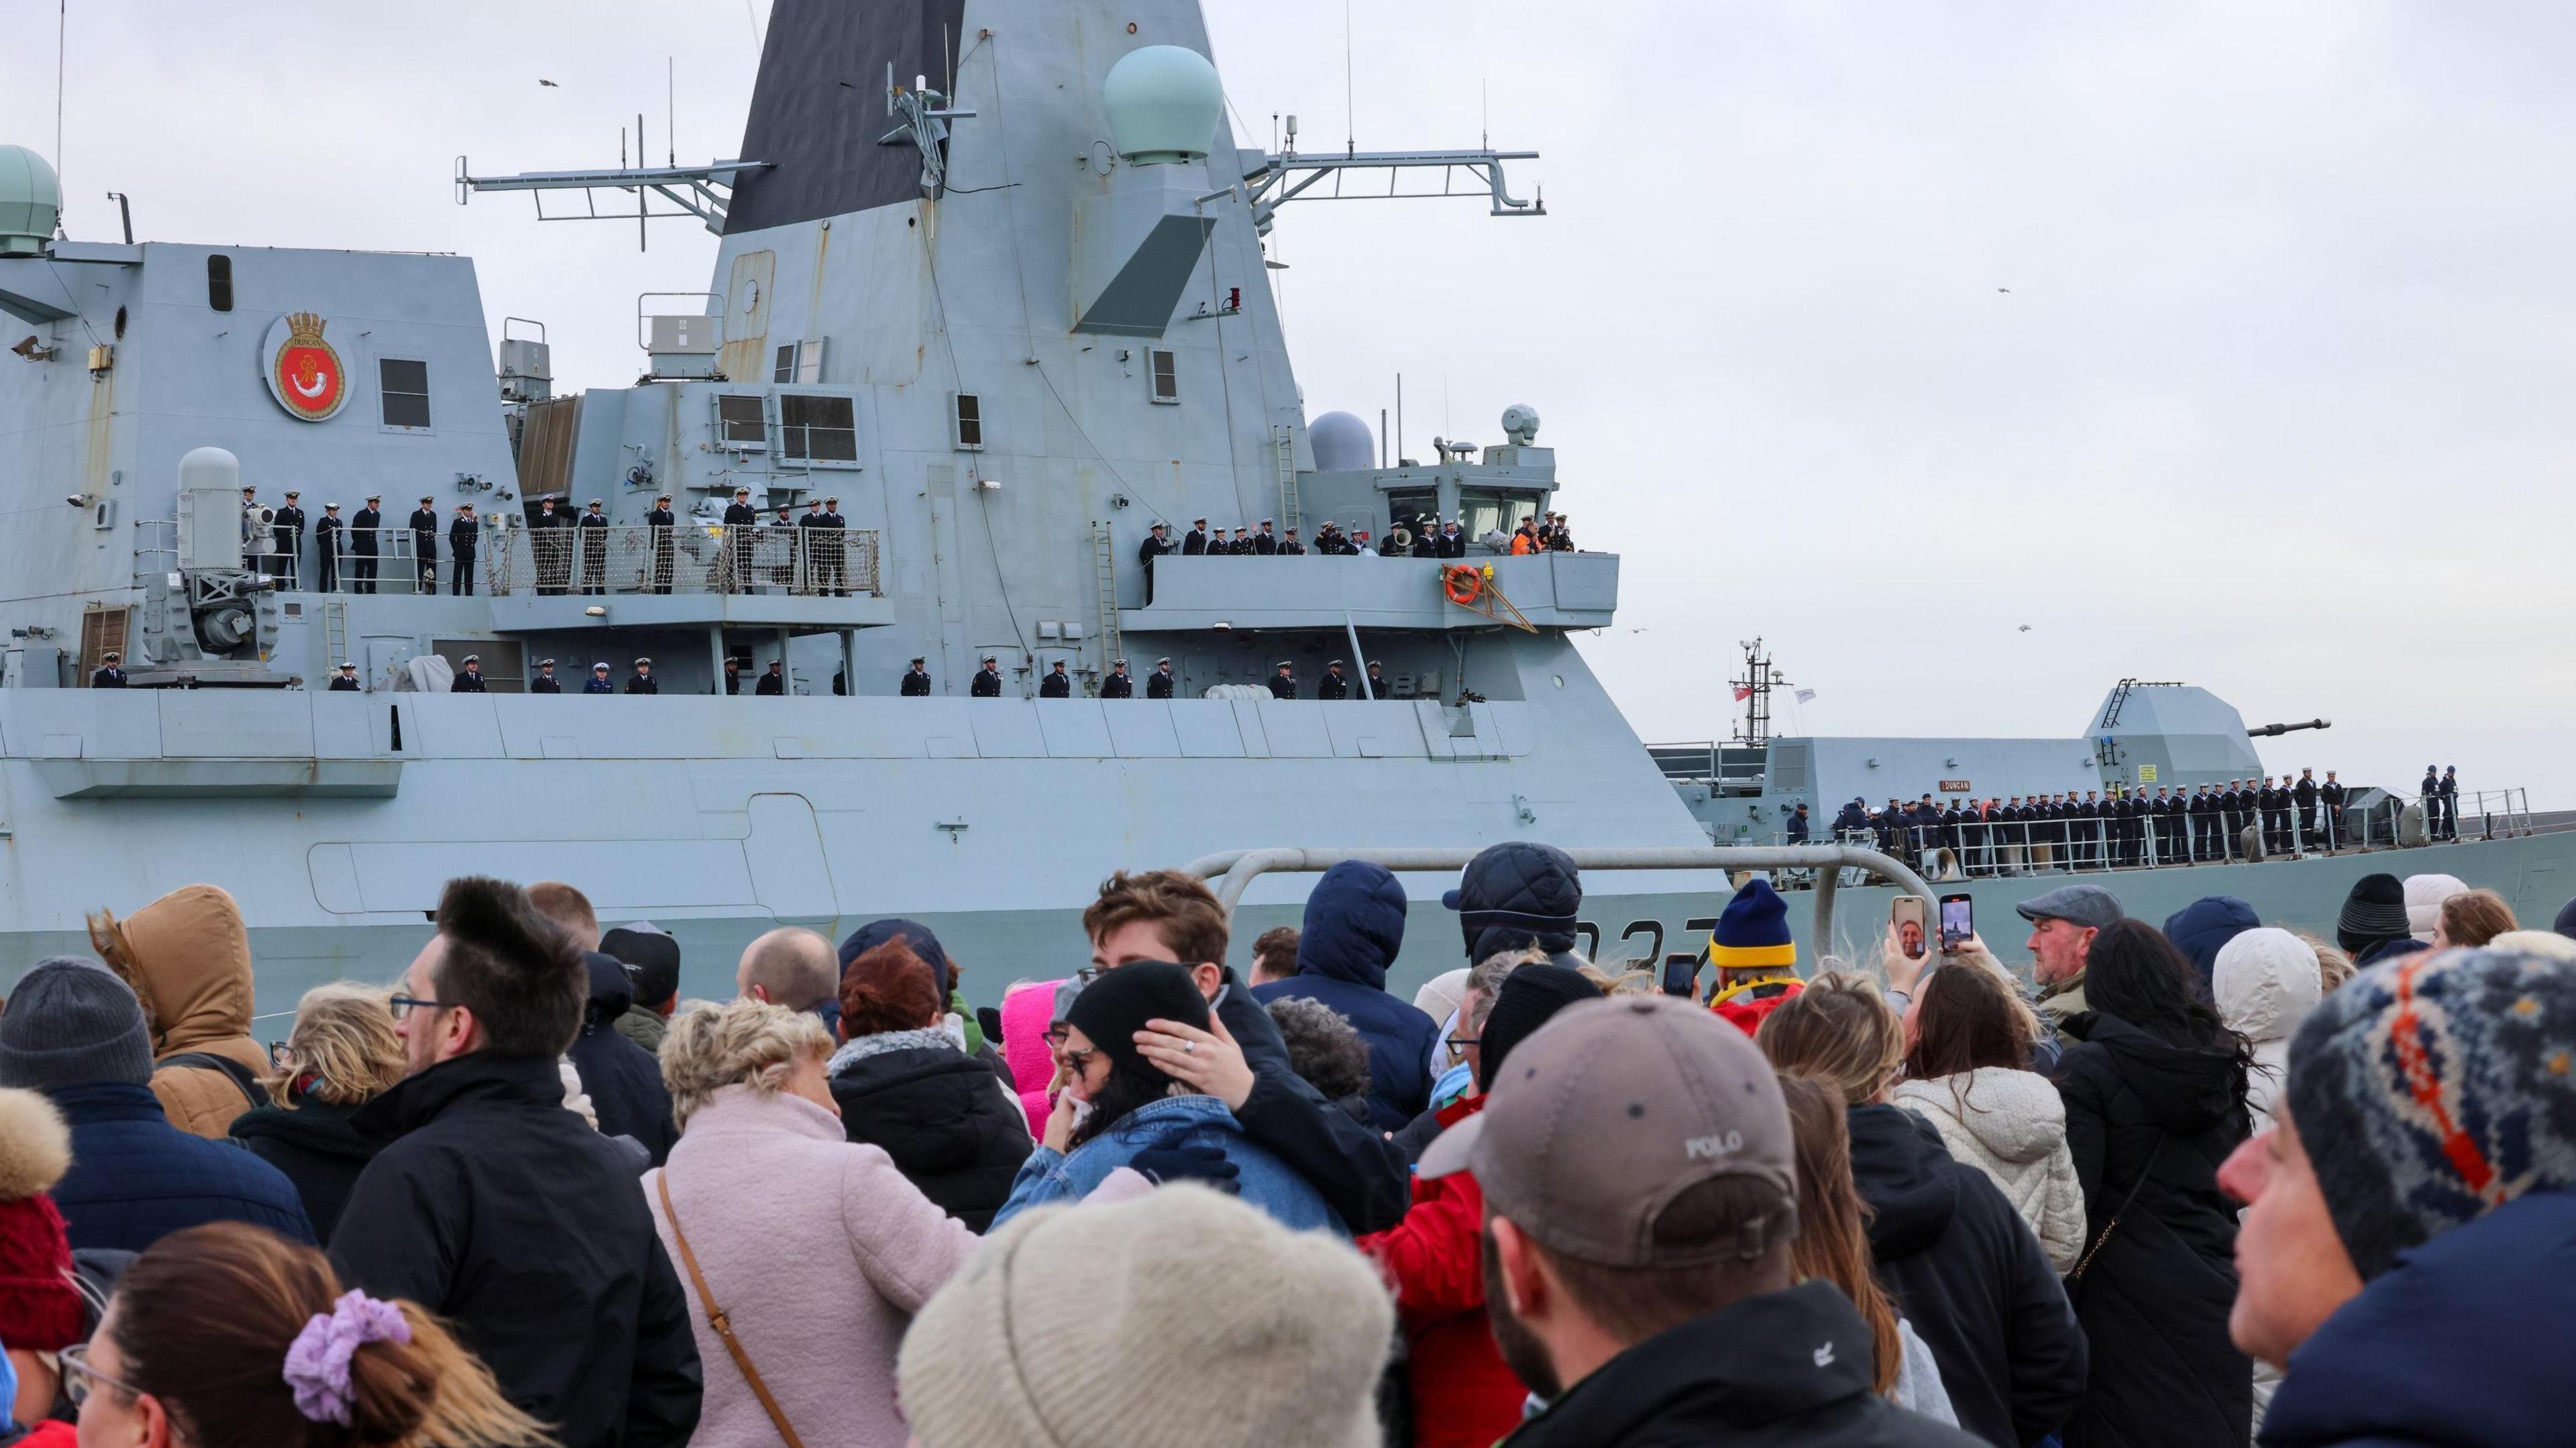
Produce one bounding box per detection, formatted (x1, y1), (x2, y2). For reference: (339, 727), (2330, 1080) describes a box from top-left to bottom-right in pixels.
(3, 0), (2571, 1011)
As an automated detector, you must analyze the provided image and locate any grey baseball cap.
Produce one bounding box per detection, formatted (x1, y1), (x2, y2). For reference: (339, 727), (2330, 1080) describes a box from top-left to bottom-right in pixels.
(2014, 883), (2125, 931)
(1419, 995), (1796, 1268)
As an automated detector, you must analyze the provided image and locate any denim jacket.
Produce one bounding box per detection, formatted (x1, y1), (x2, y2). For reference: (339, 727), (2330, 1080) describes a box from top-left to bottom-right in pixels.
(991, 1093), (1345, 1235)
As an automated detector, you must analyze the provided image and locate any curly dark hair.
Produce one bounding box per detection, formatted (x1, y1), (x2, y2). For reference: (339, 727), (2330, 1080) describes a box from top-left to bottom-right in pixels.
(1265, 997), (1372, 1103)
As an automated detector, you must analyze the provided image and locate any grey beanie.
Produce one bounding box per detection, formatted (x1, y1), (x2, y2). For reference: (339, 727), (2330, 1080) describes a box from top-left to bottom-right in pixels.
(0, 958), (155, 1091)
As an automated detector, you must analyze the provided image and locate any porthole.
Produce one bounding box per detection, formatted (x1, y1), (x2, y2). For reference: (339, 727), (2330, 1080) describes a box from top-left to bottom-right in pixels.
(1552, 675), (1565, 688)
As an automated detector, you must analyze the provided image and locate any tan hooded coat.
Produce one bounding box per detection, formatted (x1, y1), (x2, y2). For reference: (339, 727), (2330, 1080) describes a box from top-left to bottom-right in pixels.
(89, 885), (268, 1137)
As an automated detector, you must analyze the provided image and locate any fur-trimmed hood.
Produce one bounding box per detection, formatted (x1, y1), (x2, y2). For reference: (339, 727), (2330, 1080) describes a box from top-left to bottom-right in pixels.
(0, 1086), (73, 1200)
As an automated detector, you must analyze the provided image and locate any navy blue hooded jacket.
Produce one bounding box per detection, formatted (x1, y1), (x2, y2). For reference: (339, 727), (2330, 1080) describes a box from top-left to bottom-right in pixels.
(2165, 895), (2259, 993)
(567, 952), (678, 1166)
(47, 1080), (314, 1253)
(1251, 860), (1438, 1131)
(2261, 1186), (2576, 1448)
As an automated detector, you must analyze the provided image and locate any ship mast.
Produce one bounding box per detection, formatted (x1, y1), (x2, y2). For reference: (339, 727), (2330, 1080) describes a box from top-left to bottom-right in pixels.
(1730, 638), (1790, 747)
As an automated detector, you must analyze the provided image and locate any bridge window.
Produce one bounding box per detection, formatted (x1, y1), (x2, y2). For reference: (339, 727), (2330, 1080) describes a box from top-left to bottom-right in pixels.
(206, 254), (233, 312)
(379, 359), (431, 429)
(780, 394), (857, 463)
(1148, 349), (1178, 404)
(715, 394), (767, 447)
(953, 393), (983, 450)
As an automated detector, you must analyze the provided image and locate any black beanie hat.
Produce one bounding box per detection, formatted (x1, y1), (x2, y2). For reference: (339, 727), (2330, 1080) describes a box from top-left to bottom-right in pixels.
(1477, 963), (1603, 1093)
(1067, 961), (1210, 1078)
(2337, 873), (2411, 955)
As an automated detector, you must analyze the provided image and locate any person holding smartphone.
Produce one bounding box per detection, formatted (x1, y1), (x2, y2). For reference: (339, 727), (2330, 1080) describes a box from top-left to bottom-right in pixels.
(1703, 878), (1806, 1036)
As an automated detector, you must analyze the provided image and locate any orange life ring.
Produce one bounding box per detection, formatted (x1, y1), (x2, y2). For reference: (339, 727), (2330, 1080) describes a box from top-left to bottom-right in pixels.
(1442, 564), (1485, 606)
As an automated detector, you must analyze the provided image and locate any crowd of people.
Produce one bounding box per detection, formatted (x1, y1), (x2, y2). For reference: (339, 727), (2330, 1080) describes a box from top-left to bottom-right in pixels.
(0, 850), (2569, 1448)
(1821, 770), (2418, 875)
(1137, 511), (1576, 571)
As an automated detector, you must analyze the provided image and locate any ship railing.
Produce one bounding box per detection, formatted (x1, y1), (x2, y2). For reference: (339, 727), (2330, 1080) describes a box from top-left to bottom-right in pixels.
(1856, 791), (2536, 881)
(1182, 846), (1941, 962)
(478, 523), (881, 598)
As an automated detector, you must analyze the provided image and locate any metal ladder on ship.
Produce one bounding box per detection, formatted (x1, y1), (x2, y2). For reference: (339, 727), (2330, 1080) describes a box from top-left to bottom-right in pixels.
(1273, 425), (1301, 533)
(322, 599), (348, 675)
(1089, 522), (1122, 679)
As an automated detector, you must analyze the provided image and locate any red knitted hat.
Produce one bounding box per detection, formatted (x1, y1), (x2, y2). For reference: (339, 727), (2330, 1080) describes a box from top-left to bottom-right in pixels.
(0, 1193), (80, 1351)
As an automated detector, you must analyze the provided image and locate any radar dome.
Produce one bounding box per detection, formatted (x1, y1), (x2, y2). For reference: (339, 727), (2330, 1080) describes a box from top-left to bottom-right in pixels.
(1308, 410), (1375, 472)
(1104, 46), (1223, 165)
(1501, 404), (1540, 445)
(0, 146), (62, 257)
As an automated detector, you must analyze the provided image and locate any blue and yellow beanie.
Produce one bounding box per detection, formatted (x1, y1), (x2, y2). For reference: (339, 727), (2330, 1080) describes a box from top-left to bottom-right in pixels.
(1703, 878), (1796, 974)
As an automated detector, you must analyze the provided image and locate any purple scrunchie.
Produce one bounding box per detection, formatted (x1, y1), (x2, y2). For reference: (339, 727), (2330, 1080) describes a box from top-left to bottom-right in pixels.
(282, 1290), (413, 1426)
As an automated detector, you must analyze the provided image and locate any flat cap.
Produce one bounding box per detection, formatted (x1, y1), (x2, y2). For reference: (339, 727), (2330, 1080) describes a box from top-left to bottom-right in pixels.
(2014, 883), (2124, 931)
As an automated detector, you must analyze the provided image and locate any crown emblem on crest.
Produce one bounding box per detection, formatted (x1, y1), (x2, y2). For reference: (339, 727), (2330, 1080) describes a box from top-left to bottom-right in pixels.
(284, 312), (328, 343)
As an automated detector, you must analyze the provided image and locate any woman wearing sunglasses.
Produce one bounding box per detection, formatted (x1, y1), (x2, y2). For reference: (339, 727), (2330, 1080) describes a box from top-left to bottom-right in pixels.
(990, 962), (1340, 1234)
(60, 1221), (545, 1448)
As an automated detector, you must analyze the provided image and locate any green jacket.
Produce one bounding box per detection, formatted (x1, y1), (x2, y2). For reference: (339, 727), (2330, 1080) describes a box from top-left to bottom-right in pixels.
(612, 1001), (667, 1054)
(2035, 974), (2088, 1024)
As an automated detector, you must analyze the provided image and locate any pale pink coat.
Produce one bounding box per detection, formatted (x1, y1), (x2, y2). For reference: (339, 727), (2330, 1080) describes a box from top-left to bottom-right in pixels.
(644, 1086), (977, 1448)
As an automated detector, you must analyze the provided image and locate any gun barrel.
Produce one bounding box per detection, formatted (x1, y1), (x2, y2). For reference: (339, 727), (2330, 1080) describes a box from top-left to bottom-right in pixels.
(2247, 718), (2332, 738)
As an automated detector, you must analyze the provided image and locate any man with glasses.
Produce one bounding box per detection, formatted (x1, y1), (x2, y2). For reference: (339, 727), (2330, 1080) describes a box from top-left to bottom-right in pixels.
(329, 876), (702, 1448)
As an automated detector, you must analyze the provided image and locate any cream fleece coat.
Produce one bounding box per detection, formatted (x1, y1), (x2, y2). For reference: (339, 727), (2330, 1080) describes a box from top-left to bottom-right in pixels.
(1892, 1068), (2086, 1274)
(645, 1086), (978, 1448)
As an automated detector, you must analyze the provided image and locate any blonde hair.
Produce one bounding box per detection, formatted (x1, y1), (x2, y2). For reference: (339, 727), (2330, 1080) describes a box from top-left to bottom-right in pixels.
(2438, 888), (2516, 948)
(1464, 946), (1549, 1032)
(659, 997), (833, 1130)
(1754, 972), (1904, 1106)
(1580, 963), (1657, 997)
(2292, 931), (2356, 994)
(267, 985), (407, 1107)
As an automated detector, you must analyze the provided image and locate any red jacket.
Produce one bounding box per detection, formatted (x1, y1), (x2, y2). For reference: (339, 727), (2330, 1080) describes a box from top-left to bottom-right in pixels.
(1711, 974), (1804, 1037)
(1360, 1095), (1527, 1448)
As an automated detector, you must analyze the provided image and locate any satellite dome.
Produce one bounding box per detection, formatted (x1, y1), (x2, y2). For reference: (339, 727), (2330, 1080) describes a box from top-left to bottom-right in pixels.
(1104, 46), (1222, 165)
(178, 447), (241, 492)
(1501, 404), (1540, 445)
(1308, 410), (1375, 472)
(0, 146), (62, 257)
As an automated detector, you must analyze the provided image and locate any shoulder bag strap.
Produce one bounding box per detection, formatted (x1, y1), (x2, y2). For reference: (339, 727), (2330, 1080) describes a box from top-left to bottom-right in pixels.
(2068, 1138), (2165, 1287)
(656, 1173), (807, 1448)
(158, 1051), (266, 1112)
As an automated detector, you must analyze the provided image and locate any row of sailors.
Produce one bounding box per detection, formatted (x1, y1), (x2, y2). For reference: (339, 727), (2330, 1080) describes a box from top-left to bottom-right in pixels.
(1138, 512), (1576, 563)
(329, 653), (1398, 699)
(1829, 770), (2355, 869)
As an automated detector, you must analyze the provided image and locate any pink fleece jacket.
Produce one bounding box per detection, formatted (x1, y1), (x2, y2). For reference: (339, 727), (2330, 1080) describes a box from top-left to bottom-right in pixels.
(644, 1086), (977, 1448)
(1000, 979), (1067, 1137)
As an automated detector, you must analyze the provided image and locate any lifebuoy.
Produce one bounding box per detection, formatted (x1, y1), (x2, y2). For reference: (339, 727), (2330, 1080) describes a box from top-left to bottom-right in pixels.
(1443, 564), (1485, 606)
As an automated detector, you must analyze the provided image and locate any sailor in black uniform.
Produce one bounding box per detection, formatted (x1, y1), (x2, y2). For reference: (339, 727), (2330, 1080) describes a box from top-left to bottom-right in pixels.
(1138, 522), (1173, 603)
(1182, 518), (1210, 555)
(2256, 777), (2285, 854)
(1254, 520), (1277, 555)
(313, 502), (341, 592)
(2292, 769), (2320, 852)
(2438, 766), (2459, 840)
(625, 657), (659, 694)
(531, 496), (568, 595)
(1146, 657), (1177, 699)
(720, 488), (759, 592)
(2188, 784), (2216, 861)
(409, 496), (440, 594)
(274, 492), (306, 588)
(1279, 526), (1305, 555)
(529, 659), (561, 694)
(817, 496), (851, 596)
(720, 657), (745, 695)
(451, 655), (488, 693)
(585, 663), (616, 694)
(350, 495), (382, 594)
(1039, 661), (1073, 698)
(578, 500), (610, 595)
(2320, 771), (2346, 850)
(91, 650), (127, 688)
(1364, 659), (1388, 700)
(1267, 661), (1297, 700)
(901, 657), (934, 696)
(329, 661), (362, 692)
(1316, 659), (1350, 700)
(646, 495), (677, 594)
(1101, 659), (1134, 698)
(447, 505), (479, 596)
(970, 654), (1004, 698)
(1228, 526), (1254, 555)
(1411, 518), (1440, 559)
(2216, 781), (2243, 858)
(757, 660), (788, 696)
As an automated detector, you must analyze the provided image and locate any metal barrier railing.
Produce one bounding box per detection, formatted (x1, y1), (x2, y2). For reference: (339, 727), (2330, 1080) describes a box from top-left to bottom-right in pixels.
(1181, 844), (1940, 954)
(482, 523), (881, 598)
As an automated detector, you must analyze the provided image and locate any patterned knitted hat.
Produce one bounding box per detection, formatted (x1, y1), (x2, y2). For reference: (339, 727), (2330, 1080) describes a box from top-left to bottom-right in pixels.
(2286, 946), (2576, 1280)
(0, 1088), (82, 1351)
(896, 1185), (1390, 1448)
(1705, 877), (1794, 972)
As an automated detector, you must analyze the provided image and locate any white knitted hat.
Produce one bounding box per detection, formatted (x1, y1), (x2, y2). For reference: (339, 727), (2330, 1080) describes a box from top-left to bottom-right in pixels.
(896, 1185), (1392, 1448)
(2402, 873), (2467, 941)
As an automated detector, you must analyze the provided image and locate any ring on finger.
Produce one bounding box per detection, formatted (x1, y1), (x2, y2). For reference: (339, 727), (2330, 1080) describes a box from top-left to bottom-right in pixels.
(1183, 1040), (1197, 1055)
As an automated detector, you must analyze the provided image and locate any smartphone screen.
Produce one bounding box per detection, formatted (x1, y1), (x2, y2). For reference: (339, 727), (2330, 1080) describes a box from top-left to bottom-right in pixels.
(1940, 893), (1974, 952)
(1660, 956), (1698, 998)
(1892, 896), (1929, 960)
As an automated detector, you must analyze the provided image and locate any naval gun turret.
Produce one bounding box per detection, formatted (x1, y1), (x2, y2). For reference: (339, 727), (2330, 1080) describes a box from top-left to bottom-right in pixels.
(2247, 718), (2332, 738)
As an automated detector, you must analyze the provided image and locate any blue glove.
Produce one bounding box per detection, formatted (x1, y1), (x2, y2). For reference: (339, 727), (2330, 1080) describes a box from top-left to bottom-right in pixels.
(1128, 1130), (1242, 1195)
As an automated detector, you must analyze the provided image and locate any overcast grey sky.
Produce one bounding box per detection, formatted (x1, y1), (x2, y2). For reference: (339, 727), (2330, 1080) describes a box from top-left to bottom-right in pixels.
(10, 1), (2571, 803)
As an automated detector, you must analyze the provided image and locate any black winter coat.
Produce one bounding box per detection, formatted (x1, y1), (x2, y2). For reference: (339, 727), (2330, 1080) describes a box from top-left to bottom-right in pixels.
(331, 1054), (701, 1448)
(828, 1038), (1033, 1232)
(1845, 1103), (2087, 1448)
(229, 1092), (380, 1246)
(2051, 1012), (2251, 1448)
(1214, 970), (1414, 1235)
(568, 953), (679, 1166)
(1501, 1280), (1986, 1448)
